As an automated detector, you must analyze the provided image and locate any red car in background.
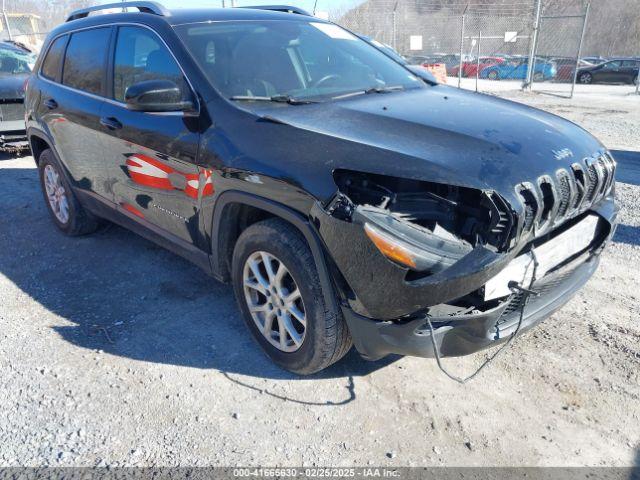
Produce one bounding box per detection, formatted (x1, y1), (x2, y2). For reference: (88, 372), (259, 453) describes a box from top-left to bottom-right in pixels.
(451, 56), (505, 77)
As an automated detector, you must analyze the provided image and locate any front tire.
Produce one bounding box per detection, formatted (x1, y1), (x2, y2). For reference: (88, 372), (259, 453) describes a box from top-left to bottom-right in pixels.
(579, 72), (592, 84)
(37, 148), (100, 236)
(487, 70), (499, 80)
(232, 218), (352, 374)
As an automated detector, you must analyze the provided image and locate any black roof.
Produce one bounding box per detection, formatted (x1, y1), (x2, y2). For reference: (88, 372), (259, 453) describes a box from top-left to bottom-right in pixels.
(164, 7), (317, 25)
(46, 2), (328, 43)
(64, 2), (320, 27)
(605, 57), (640, 61)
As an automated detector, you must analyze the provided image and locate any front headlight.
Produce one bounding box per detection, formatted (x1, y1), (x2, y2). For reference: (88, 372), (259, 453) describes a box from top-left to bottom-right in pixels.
(330, 170), (516, 273)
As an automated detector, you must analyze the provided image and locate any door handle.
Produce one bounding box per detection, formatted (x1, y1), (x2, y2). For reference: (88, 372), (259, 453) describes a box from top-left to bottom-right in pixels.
(100, 116), (123, 130)
(44, 98), (58, 110)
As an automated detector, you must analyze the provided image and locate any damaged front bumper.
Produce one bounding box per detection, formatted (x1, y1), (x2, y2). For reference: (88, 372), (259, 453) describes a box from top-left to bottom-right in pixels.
(342, 252), (598, 360)
(312, 194), (617, 360)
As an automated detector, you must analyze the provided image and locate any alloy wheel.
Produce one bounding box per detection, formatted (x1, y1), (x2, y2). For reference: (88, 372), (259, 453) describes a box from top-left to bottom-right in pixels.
(242, 251), (306, 352)
(43, 164), (70, 224)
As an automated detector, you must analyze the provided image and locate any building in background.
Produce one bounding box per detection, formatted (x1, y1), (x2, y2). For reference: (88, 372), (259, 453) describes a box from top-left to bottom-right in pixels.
(0, 12), (44, 52)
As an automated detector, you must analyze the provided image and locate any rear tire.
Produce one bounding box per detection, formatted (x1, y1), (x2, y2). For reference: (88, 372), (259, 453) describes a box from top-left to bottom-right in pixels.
(533, 72), (544, 82)
(232, 218), (352, 374)
(37, 148), (100, 236)
(487, 70), (499, 80)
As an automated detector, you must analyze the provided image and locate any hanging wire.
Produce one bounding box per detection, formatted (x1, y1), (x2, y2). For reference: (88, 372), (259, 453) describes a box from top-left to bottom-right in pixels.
(427, 248), (540, 384)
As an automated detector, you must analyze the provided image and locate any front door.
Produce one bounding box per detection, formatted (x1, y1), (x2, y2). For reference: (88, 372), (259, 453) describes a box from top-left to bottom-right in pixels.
(595, 61), (621, 83)
(98, 25), (205, 245)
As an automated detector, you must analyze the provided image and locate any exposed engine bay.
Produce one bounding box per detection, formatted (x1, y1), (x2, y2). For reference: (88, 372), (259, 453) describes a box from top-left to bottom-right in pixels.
(330, 169), (516, 255)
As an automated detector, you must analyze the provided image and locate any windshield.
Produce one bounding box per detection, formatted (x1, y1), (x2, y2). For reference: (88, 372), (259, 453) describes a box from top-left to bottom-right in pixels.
(175, 20), (423, 101)
(0, 47), (35, 76)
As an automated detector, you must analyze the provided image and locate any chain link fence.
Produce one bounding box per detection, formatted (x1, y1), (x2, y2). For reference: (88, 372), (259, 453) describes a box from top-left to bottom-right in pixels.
(332, 0), (639, 97)
(0, 12), (47, 52)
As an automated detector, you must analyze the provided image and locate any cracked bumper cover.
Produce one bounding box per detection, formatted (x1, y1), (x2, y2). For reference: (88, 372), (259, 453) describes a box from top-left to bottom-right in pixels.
(313, 196), (617, 360)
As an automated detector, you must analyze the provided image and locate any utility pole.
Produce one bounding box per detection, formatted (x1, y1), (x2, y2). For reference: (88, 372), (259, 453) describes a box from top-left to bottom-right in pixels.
(392, 2), (398, 51)
(2, 0), (12, 41)
(524, 0), (542, 91)
(457, 4), (468, 89)
(475, 31), (481, 93)
(571, 2), (590, 99)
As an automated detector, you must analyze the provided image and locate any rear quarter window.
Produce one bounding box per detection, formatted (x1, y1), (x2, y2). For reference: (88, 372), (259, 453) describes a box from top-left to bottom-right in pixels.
(62, 27), (111, 95)
(41, 35), (67, 81)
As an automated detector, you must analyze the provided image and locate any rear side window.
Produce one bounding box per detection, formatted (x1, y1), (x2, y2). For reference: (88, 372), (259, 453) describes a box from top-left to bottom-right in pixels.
(41, 35), (67, 81)
(113, 26), (188, 102)
(62, 28), (111, 95)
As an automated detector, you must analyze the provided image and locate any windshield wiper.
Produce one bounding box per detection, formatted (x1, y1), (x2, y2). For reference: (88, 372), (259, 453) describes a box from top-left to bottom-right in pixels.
(364, 85), (406, 94)
(229, 95), (317, 105)
(331, 85), (406, 100)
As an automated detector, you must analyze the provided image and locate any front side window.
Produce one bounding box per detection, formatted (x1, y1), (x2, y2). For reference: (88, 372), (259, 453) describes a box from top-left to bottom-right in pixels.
(41, 35), (67, 80)
(602, 61), (621, 70)
(62, 28), (111, 95)
(175, 20), (423, 101)
(113, 26), (188, 102)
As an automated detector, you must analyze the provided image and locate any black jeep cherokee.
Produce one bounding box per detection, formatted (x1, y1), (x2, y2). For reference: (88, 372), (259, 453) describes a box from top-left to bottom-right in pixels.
(25, 2), (618, 374)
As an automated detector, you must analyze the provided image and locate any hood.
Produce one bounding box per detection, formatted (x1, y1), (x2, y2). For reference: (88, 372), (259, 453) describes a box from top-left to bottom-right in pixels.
(246, 85), (603, 200)
(0, 73), (28, 99)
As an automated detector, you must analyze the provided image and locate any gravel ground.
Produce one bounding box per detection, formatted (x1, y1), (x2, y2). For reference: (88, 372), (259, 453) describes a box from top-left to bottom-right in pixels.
(1, 92), (639, 467)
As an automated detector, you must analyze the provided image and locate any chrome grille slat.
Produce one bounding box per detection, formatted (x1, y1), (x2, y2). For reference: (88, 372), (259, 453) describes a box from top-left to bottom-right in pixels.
(555, 170), (573, 220)
(536, 177), (557, 233)
(515, 151), (615, 240)
(585, 163), (599, 202)
(570, 163), (587, 211)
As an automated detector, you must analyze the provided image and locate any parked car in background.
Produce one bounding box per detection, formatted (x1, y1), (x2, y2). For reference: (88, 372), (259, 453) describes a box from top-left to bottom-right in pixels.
(552, 57), (593, 82)
(0, 41), (35, 151)
(405, 54), (445, 66)
(450, 56), (505, 78)
(481, 57), (556, 81)
(576, 58), (639, 85)
(438, 54), (463, 75)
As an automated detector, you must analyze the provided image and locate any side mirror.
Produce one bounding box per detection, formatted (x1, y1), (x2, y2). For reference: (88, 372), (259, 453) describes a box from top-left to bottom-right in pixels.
(124, 79), (195, 113)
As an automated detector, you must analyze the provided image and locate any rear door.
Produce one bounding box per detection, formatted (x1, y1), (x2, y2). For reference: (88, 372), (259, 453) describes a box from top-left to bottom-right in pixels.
(620, 60), (639, 83)
(98, 25), (203, 244)
(37, 27), (112, 198)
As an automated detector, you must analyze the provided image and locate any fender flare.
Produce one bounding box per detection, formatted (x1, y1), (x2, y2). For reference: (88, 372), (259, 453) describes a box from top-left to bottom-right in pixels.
(210, 190), (340, 315)
(26, 127), (76, 183)
(26, 127), (57, 163)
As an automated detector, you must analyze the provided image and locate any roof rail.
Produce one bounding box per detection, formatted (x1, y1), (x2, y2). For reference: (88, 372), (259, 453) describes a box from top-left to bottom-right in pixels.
(237, 5), (312, 16)
(66, 1), (170, 22)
